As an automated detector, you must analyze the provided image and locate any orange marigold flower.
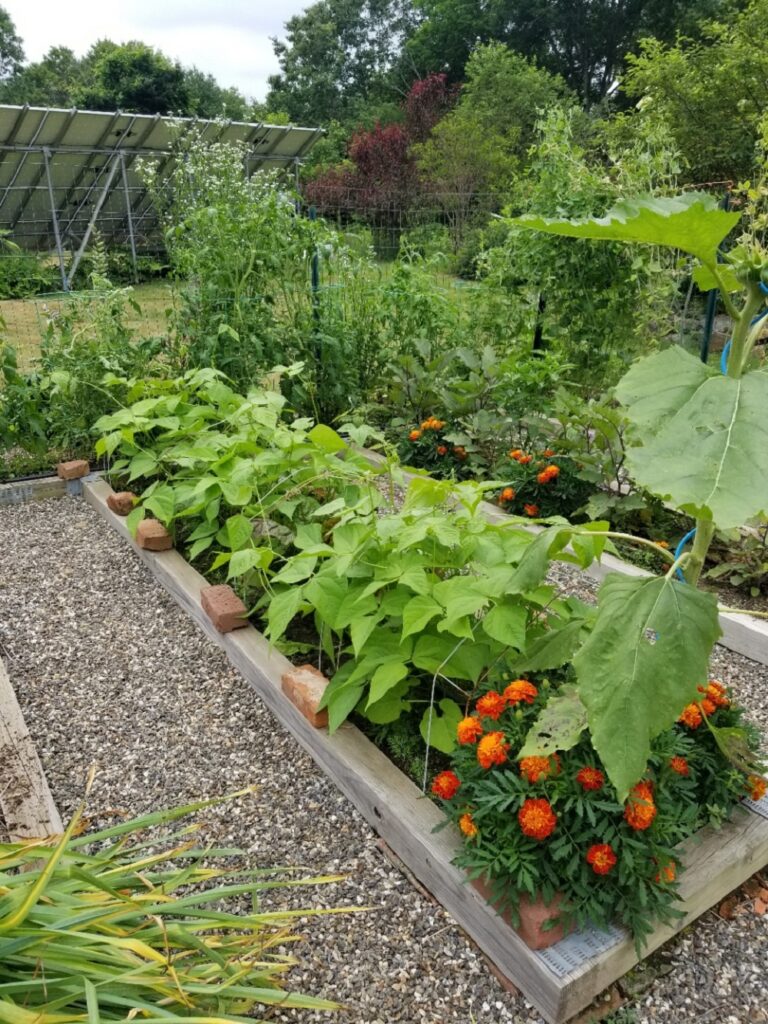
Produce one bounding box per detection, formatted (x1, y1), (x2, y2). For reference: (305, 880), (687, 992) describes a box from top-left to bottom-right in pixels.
(409, 429), (421, 441)
(500, 486), (516, 503)
(519, 756), (556, 784)
(434, 419), (445, 429)
(678, 703), (702, 729)
(624, 781), (657, 831)
(431, 770), (461, 800)
(576, 766), (605, 791)
(457, 715), (483, 745)
(700, 696), (717, 716)
(586, 843), (617, 875)
(537, 465), (561, 484)
(504, 679), (538, 705)
(436, 445), (448, 456)
(542, 448), (556, 457)
(669, 756), (689, 776)
(518, 454), (533, 465)
(453, 445), (467, 460)
(747, 775), (767, 802)
(523, 503), (539, 517)
(509, 449), (524, 461)
(477, 731), (510, 770)
(699, 680), (730, 708)
(518, 798), (557, 840)
(459, 812), (478, 838)
(476, 691), (507, 721)
(655, 861), (676, 884)
(654, 540), (670, 549)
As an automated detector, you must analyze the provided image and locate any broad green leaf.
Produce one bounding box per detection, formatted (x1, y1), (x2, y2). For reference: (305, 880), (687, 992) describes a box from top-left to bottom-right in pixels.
(308, 423), (347, 453)
(401, 594), (442, 639)
(220, 479), (252, 506)
(481, 602), (527, 650)
(420, 698), (463, 754)
(514, 619), (585, 672)
(433, 576), (488, 619)
(701, 718), (765, 775)
(142, 483), (175, 525)
(511, 192), (739, 265)
(403, 475), (452, 511)
(367, 661), (409, 707)
(692, 262), (741, 293)
(350, 613), (380, 656)
(505, 527), (571, 594)
(412, 633), (489, 682)
(125, 505), (145, 536)
(265, 587), (304, 640)
(128, 452), (157, 482)
(228, 547), (273, 579)
(574, 573), (721, 800)
(617, 349), (768, 528)
(328, 685), (364, 732)
(304, 576), (349, 630)
(271, 555), (318, 584)
(518, 686), (588, 759)
(225, 514), (253, 551)
(363, 681), (411, 724)
(188, 534), (214, 560)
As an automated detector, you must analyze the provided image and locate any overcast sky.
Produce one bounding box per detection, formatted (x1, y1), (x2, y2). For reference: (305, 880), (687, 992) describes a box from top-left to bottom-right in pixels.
(4, 0), (310, 100)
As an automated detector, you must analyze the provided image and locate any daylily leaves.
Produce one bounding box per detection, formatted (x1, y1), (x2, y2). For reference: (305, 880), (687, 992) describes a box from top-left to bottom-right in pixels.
(616, 348), (768, 529)
(574, 573), (721, 801)
(510, 192), (739, 266)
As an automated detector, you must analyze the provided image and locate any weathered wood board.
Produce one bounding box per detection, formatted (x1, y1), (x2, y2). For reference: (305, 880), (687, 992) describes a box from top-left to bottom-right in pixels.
(0, 475), (67, 507)
(0, 659), (63, 840)
(83, 478), (768, 1023)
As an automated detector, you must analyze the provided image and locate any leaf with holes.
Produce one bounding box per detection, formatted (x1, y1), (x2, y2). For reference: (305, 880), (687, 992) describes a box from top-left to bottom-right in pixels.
(616, 350), (768, 529)
(574, 573), (721, 800)
(518, 686), (587, 759)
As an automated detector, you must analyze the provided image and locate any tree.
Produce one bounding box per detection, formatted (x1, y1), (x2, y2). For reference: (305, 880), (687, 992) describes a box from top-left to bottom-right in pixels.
(406, 0), (733, 103)
(266, 0), (418, 126)
(183, 68), (248, 120)
(622, 0), (768, 183)
(0, 5), (23, 81)
(74, 41), (188, 115)
(0, 46), (79, 106)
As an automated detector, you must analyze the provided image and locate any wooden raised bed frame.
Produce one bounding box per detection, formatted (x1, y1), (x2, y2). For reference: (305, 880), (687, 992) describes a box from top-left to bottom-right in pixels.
(81, 477), (768, 1023)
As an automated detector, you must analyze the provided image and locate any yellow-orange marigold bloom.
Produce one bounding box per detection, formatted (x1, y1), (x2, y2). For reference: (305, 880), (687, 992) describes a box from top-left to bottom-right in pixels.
(586, 843), (617, 875)
(518, 454), (533, 465)
(519, 756), (555, 784)
(576, 766), (605, 791)
(504, 679), (538, 705)
(476, 691), (507, 721)
(409, 429), (421, 441)
(624, 781), (657, 831)
(509, 449), (524, 461)
(655, 861), (676, 884)
(457, 716), (483, 745)
(477, 731), (510, 770)
(655, 540), (670, 549)
(747, 775), (767, 802)
(453, 445), (467, 460)
(518, 798), (557, 840)
(431, 770), (461, 800)
(542, 448), (556, 457)
(436, 445), (448, 456)
(537, 465), (560, 484)
(524, 503), (539, 517)
(700, 696), (717, 716)
(500, 486), (516, 503)
(669, 756), (689, 776)
(678, 703), (703, 729)
(459, 812), (478, 838)
(699, 680), (730, 708)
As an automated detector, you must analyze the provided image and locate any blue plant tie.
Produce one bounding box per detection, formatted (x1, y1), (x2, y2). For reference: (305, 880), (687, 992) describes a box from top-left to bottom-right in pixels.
(674, 528), (698, 582)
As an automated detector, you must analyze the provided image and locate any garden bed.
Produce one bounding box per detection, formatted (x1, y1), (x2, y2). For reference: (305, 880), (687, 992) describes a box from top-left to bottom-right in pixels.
(81, 476), (768, 1024)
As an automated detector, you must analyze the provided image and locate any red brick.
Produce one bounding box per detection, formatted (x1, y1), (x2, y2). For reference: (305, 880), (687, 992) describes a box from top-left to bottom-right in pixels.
(107, 490), (137, 516)
(136, 519), (173, 551)
(200, 584), (249, 633)
(281, 664), (329, 728)
(471, 877), (569, 950)
(57, 459), (89, 480)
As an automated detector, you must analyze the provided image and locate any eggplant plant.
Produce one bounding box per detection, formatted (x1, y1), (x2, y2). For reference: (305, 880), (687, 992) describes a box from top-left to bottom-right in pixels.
(507, 193), (767, 799)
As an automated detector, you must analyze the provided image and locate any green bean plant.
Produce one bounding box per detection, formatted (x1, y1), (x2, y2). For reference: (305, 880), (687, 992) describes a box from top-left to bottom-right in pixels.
(506, 191), (768, 799)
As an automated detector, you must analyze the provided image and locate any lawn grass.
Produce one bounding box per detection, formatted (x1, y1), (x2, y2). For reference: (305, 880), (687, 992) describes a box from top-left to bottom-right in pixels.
(1, 280), (175, 370)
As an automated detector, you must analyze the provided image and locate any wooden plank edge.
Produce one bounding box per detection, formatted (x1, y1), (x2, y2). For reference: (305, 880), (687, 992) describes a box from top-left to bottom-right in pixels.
(362, 448), (768, 668)
(0, 475), (67, 506)
(0, 659), (63, 840)
(82, 477), (768, 1023)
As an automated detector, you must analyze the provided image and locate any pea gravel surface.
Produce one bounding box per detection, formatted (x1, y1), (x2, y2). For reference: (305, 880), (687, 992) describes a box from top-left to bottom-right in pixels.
(1, 495), (767, 1024)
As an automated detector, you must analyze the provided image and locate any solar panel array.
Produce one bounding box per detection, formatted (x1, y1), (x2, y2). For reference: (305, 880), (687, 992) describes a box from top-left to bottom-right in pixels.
(0, 105), (323, 284)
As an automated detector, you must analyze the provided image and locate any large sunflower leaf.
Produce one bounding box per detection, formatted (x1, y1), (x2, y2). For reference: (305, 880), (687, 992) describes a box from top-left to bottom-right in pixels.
(510, 192), (739, 265)
(616, 349), (768, 528)
(574, 573), (721, 801)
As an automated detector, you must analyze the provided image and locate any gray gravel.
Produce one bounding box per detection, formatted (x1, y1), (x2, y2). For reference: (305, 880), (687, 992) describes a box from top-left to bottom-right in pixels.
(0, 495), (767, 1024)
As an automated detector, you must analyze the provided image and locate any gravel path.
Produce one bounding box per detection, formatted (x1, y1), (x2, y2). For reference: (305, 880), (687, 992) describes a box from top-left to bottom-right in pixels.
(1, 495), (767, 1024)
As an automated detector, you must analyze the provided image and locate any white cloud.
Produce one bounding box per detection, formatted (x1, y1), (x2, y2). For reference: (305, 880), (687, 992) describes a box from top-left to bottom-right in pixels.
(3, 0), (308, 100)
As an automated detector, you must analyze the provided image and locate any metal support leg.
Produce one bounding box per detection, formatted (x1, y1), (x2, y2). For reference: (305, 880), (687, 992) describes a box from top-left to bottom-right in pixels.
(43, 147), (69, 291)
(120, 153), (139, 283)
(67, 154), (121, 284)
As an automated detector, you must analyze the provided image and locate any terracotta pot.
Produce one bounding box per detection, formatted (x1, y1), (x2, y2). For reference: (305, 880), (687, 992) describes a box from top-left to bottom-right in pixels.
(471, 876), (569, 950)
